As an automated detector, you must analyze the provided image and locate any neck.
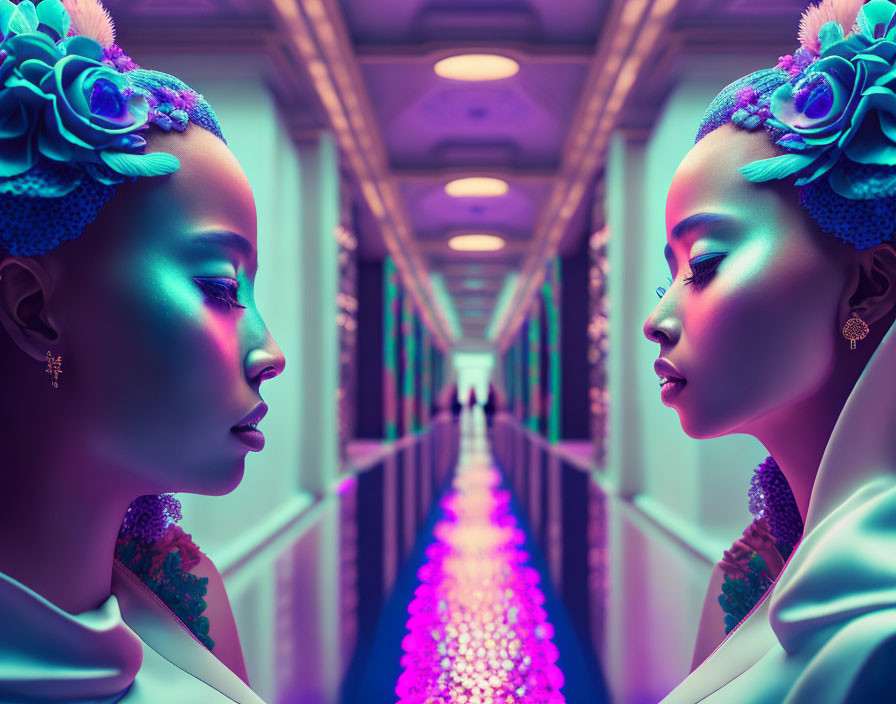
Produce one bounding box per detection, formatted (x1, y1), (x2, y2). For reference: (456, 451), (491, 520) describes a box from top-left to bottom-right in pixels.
(749, 350), (870, 527)
(0, 398), (137, 615)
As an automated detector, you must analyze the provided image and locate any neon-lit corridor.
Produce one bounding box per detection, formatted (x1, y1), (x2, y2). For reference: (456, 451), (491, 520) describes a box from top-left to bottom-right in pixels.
(396, 411), (565, 704)
(1, 1), (852, 703)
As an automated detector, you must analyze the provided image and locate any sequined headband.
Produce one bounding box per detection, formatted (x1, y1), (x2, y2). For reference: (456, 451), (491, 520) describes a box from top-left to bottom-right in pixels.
(696, 0), (896, 250)
(0, 0), (227, 256)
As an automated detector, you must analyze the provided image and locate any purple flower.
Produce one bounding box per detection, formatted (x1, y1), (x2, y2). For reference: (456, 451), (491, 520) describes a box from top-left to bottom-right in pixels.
(101, 43), (139, 73)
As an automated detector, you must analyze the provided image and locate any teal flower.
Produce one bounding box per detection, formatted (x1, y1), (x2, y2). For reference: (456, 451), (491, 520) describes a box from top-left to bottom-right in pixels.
(0, 0), (178, 182)
(741, 0), (896, 200)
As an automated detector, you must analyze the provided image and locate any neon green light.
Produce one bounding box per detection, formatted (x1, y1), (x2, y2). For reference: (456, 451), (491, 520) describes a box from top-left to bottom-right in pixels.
(384, 256), (399, 440)
(544, 259), (561, 443)
(527, 313), (540, 432)
(403, 295), (418, 434)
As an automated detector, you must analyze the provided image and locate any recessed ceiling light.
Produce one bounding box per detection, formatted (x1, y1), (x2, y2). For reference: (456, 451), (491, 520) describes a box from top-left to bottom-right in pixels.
(445, 177), (509, 198)
(434, 54), (520, 82)
(448, 234), (506, 252)
(465, 279), (485, 289)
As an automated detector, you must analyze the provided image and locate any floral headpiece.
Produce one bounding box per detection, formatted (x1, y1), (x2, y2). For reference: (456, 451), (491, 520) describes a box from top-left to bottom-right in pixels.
(0, 0), (227, 256)
(696, 0), (896, 250)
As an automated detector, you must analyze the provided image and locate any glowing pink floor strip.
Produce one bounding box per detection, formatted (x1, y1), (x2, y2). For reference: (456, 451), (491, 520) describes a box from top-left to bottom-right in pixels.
(397, 458), (565, 703)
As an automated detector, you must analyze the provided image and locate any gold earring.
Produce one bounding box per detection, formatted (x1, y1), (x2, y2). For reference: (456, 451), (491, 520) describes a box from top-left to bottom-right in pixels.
(45, 349), (62, 388)
(842, 314), (870, 350)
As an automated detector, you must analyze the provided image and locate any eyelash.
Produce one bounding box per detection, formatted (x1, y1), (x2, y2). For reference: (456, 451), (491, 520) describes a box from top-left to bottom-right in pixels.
(194, 277), (246, 311)
(656, 254), (726, 299)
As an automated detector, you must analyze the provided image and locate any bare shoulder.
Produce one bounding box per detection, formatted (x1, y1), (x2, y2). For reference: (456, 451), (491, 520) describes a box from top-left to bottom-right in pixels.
(189, 550), (250, 686)
(690, 562), (728, 672)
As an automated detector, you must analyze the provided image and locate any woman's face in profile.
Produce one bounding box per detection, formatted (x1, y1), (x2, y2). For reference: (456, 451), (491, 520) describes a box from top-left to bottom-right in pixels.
(642, 123), (854, 439)
(44, 125), (285, 496)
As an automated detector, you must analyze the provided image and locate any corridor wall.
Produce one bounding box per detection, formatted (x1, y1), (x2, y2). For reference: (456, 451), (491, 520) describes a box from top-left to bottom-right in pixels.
(380, 255), (450, 440)
(119, 50), (458, 702)
(499, 258), (562, 440)
(494, 53), (788, 704)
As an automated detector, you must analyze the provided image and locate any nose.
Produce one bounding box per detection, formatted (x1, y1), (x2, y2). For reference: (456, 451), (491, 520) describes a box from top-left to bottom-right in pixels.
(245, 334), (286, 386)
(643, 301), (681, 348)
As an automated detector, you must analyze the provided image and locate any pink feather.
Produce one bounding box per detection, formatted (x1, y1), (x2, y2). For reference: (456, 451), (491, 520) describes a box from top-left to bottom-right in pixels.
(798, 0), (866, 53)
(61, 0), (116, 48)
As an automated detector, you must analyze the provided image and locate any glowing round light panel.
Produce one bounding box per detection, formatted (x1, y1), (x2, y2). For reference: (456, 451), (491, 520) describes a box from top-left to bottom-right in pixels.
(449, 235), (506, 252)
(445, 177), (509, 198)
(434, 54), (520, 81)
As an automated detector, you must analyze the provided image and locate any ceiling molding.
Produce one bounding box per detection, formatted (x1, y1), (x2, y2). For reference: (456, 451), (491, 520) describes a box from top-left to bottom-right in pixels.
(416, 241), (529, 256)
(392, 166), (556, 183)
(441, 264), (511, 278)
(264, 0), (454, 349)
(492, 0), (684, 352)
(115, 22), (274, 52)
(356, 42), (595, 64)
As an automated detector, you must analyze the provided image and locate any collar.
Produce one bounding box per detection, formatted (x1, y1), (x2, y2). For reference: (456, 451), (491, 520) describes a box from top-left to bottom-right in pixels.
(0, 567), (142, 702)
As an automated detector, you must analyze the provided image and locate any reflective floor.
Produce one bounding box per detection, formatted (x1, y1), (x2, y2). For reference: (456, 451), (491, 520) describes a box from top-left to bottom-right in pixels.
(397, 410), (565, 703)
(345, 410), (606, 704)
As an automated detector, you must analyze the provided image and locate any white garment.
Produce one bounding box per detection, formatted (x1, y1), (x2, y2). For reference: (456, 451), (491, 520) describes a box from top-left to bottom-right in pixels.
(0, 559), (268, 704)
(661, 314), (896, 702)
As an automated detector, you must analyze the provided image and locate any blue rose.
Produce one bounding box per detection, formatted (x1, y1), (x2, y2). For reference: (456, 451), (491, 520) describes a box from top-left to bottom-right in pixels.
(741, 0), (896, 199)
(0, 0), (178, 182)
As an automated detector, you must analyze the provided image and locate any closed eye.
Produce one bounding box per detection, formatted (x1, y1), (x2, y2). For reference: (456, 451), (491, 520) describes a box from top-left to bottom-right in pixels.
(193, 277), (247, 311)
(683, 253), (726, 290)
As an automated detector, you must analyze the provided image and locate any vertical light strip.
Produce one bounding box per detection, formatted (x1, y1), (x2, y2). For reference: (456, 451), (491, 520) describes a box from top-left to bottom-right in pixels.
(486, 272), (520, 342)
(402, 294), (417, 435)
(505, 345), (515, 412)
(515, 334), (525, 423)
(544, 259), (562, 443)
(527, 311), (541, 433)
(588, 226), (611, 467)
(384, 256), (399, 440)
(421, 325), (432, 428)
(336, 223), (359, 459)
(429, 272), (463, 340)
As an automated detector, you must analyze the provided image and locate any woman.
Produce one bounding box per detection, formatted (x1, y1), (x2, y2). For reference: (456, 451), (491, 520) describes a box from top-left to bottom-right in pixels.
(644, 0), (896, 700)
(0, 1), (284, 701)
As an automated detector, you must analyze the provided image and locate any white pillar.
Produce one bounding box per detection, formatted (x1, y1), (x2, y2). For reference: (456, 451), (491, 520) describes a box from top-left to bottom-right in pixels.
(297, 132), (341, 496)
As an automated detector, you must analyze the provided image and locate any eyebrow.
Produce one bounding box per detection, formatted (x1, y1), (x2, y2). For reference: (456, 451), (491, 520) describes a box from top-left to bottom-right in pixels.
(192, 230), (253, 256)
(664, 213), (732, 260)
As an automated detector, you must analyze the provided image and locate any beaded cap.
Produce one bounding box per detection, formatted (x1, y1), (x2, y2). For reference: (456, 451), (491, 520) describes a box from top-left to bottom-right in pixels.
(0, 0), (227, 257)
(695, 0), (896, 250)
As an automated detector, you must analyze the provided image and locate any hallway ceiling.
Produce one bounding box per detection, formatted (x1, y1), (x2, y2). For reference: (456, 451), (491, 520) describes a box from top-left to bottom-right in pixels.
(316, 0), (809, 347)
(109, 0), (812, 348)
(340, 0), (604, 343)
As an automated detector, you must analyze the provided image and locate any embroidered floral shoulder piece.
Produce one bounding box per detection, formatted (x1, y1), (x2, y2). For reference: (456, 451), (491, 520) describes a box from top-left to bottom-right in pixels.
(115, 523), (215, 651)
(718, 457), (804, 634)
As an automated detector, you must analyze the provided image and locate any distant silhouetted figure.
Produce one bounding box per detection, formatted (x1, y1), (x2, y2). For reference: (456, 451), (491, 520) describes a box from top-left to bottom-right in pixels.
(450, 385), (462, 418)
(484, 384), (497, 426)
(468, 388), (478, 408)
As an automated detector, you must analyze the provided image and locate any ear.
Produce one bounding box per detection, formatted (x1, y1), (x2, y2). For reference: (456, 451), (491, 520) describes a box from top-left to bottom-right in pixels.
(0, 256), (61, 363)
(842, 243), (896, 327)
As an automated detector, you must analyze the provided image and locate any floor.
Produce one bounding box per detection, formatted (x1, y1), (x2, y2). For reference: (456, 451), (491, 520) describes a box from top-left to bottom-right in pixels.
(346, 409), (607, 703)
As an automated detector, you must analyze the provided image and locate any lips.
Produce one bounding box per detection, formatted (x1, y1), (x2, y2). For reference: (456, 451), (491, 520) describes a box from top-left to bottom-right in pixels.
(654, 359), (687, 404)
(232, 402), (268, 430)
(654, 359), (686, 384)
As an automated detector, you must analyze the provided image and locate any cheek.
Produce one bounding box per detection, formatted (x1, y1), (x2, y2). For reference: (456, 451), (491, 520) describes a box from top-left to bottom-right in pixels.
(60, 261), (243, 481)
(682, 243), (840, 433)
